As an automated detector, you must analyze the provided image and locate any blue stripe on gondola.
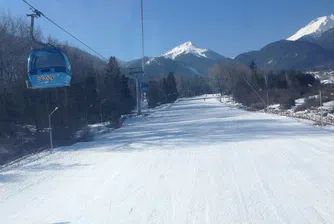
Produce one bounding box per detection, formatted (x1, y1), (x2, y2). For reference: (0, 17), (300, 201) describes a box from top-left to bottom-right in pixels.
(29, 72), (71, 89)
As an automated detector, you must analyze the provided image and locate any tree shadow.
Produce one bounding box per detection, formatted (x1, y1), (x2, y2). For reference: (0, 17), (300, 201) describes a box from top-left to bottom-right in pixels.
(0, 173), (22, 183)
(0, 162), (90, 183)
(51, 222), (71, 224)
(58, 98), (333, 153)
(23, 162), (90, 172)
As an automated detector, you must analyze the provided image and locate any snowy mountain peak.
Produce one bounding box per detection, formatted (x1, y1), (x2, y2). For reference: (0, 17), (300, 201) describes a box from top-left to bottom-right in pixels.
(182, 41), (194, 46)
(162, 41), (209, 59)
(126, 41), (227, 77)
(288, 14), (334, 41)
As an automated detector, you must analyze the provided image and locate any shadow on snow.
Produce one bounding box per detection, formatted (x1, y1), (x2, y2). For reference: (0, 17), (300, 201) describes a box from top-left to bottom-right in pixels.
(60, 98), (332, 153)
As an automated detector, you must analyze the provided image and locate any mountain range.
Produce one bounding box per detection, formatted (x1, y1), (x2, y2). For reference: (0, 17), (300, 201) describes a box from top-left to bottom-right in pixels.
(123, 14), (334, 78)
(235, 14), (334, 72)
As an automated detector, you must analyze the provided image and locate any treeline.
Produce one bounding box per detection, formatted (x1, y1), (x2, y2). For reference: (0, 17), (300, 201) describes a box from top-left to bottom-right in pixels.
(0, 13), (135, 163)
(176, 75), (211, 97)
(208, 61), (320, 109)
(147, 72), (178, 108)
(146, 72), (212, 108)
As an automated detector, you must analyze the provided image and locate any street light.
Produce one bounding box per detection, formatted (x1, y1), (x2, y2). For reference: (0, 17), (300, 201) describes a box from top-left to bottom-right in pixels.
(49, 106), (58, 151)
(100, 99), (106, 124)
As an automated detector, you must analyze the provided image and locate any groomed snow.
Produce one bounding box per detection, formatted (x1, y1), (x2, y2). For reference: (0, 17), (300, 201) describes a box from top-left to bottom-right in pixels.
(288, 14), (334, 41)
(1, 95), (334, 223)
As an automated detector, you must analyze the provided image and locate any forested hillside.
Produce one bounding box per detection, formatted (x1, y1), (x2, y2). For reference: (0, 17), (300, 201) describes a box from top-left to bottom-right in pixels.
(208, 61), (323, 110)
(0, 13), (135, 163)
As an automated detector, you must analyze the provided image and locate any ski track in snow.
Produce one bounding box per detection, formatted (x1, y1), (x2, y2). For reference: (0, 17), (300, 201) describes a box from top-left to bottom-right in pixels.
(1, 96), (334, 223)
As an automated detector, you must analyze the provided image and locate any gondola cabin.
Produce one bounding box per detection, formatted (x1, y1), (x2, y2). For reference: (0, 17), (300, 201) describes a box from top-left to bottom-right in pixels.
(27, 48), (72, 89)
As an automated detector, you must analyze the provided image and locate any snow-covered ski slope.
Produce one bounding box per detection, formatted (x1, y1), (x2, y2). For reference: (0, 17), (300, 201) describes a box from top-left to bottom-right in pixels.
(1, 96), (334, 223)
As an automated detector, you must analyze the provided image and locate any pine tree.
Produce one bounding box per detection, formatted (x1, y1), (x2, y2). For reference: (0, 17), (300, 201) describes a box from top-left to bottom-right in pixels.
(167, 72), (178, 102)
(160, 77), (168, 103)
(147, 80), (161, 108)
(119, 75), (135, 115)
(249, 61), (257, 72)
(102, 57), (135, 126)
(249, 61), (265, 90)
(84, 75), (99, 123)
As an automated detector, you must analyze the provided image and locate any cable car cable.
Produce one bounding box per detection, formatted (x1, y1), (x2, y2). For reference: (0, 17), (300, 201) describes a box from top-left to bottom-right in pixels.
(22, 0), (108, 61)
(141, 0), (145, 73)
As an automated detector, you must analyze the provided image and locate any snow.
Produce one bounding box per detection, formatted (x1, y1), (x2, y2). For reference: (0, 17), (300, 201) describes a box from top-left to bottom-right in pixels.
(145, 58), (153, 65)
(309, 94), (319, 99)
(322, 100), (334, 110)
(295, 97), (305, 106)
(1, 95), (334, 223)
(288, 14), (334, 41)
(307, 70), (334, 84)
(307, 70), (334, 83)
(184, 65), (199, 75)
(162, 41), (209, 59)
(267, 104), (280, 109)
(74, 122), (113, 140)
(145, 58), (159, 65)
(321, 79), (334, 84)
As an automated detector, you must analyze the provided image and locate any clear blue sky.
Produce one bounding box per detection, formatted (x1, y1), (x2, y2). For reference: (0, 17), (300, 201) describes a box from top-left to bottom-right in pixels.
(1, 0), (334, 61)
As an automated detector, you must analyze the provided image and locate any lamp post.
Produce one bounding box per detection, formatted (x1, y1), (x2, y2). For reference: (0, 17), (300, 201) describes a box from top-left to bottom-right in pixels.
(48, 107), (58, 151)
